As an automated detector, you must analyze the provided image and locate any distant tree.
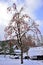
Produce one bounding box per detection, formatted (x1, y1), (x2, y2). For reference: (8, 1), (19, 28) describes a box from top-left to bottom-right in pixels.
(1, 41), (7, 57)
(4, 3), (41, 64)
(9, 41), (14, 55)
(21, 34), (36, 56)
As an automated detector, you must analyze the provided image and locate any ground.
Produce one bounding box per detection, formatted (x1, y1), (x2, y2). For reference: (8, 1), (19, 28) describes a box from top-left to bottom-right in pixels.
(0, 55), (43, 65)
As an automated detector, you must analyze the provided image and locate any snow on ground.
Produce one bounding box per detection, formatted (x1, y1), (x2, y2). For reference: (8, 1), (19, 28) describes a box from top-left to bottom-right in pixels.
(0, 55), (43, 65)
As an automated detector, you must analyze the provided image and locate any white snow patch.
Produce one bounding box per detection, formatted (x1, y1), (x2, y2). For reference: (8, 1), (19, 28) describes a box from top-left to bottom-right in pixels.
(0, 55), (43, 65)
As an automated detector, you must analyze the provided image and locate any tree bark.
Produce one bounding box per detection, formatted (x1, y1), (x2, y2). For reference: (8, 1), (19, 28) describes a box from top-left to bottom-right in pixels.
(21, 45), (23, 64)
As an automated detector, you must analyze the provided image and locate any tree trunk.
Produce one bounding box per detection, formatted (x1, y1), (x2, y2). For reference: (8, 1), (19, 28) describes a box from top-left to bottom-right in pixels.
(17, 16), (23, 64)
(21, 46), (23, 64)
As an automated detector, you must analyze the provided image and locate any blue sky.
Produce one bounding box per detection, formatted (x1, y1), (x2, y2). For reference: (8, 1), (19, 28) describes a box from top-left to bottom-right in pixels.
(35, 6), (43, 20)
(0, 0), (43, 40)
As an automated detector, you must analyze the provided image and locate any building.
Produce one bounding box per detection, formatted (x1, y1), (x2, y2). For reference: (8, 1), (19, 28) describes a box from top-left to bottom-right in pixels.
(29, 46), (43, 60)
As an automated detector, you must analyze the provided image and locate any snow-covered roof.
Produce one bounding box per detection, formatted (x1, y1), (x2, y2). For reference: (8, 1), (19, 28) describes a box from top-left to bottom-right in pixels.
(29, 46), (43, 57)
(14, 49), (21, 53)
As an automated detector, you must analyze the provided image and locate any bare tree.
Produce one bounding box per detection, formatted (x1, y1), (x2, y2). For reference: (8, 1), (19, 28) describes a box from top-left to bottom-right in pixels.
(4, 3), (41, 64)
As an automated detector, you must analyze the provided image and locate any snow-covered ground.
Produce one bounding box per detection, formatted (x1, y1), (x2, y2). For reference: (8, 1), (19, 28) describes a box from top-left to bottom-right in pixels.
(0, 55), (43, 65)
(0, 47), (43, 65)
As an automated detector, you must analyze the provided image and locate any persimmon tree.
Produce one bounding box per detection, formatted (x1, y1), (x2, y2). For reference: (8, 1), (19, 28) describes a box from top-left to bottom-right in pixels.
(4, 3), (41, 64)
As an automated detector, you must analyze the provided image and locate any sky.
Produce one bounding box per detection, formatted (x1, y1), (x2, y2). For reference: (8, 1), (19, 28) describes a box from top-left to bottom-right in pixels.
(0, 0), (43, 40)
